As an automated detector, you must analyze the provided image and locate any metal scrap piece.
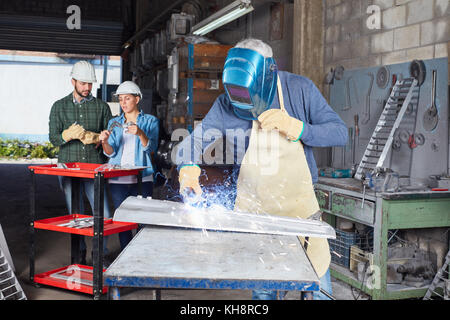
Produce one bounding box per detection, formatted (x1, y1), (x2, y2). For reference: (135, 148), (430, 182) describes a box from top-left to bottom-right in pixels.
(113, 197), (336, 239)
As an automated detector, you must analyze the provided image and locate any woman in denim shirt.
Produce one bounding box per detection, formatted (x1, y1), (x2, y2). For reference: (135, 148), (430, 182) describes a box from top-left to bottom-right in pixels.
(99, 81), (159, 250)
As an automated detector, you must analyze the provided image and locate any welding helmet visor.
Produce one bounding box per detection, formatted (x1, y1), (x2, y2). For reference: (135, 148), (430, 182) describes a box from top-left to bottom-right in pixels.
(223, 48), (278, 120)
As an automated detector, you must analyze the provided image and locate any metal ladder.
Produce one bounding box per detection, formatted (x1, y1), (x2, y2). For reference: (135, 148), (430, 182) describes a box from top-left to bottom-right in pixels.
(354, 78), (419, 180)
(0, 248), (26, 300)
(423, 249), (450, 300)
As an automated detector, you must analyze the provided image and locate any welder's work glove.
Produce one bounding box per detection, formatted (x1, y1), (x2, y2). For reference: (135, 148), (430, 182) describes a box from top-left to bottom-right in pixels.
(179, 165), (203, 197)
(62, 124), (86, 142)
(258, 109), (305, 142)
(80, 131), (100, 145)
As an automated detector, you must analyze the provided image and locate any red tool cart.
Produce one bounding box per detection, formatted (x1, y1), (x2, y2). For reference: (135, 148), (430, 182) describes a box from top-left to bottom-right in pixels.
(28, 163), (143, 300)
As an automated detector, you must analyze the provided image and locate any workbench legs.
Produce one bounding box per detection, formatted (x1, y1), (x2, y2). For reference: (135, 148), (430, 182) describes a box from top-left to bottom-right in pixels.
(70, 179), (82, 265)
(29, 170), (36, 285)
(68, 175), (104, 300)
(106, 287), (161, 300)
(371, 197), (387, 300)
(109, 287), (121, 300)
(92, 173), (105, 300)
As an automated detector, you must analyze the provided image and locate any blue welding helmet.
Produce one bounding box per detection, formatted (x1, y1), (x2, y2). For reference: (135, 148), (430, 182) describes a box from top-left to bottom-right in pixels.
(222, 48), (278, 121)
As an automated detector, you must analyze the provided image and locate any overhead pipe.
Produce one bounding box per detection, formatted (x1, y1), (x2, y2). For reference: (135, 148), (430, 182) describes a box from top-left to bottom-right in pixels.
(122, 0), (187, 49)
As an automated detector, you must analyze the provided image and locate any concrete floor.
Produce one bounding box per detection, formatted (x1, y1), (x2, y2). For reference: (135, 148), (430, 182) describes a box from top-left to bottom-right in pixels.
(0, 160), (366, 300)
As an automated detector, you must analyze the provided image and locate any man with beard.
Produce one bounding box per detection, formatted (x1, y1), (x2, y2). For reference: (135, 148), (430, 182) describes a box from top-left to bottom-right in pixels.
(49, 60), (112, 265)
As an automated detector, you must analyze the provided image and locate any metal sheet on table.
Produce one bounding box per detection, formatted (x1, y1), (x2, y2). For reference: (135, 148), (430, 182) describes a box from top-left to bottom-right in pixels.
(113, 197), (336, 239)
(104, 227), (319, 291)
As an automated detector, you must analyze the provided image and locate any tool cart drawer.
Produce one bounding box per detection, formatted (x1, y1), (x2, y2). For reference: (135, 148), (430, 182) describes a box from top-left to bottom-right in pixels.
(331, 193), (375, 225)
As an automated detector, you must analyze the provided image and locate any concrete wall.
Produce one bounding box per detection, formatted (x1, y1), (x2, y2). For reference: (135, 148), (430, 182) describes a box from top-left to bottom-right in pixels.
(0, 55), (121, 143)
(324, 0), (449, 73)
(292, 0), (325, 92)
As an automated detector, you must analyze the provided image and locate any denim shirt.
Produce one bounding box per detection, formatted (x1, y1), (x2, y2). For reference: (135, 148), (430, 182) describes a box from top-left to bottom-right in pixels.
(105, 111), (159, 179)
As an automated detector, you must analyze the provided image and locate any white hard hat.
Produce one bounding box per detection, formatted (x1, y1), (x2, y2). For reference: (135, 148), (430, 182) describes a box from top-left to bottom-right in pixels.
(70, 60), (97, 83)
(114, 81), (143, 99)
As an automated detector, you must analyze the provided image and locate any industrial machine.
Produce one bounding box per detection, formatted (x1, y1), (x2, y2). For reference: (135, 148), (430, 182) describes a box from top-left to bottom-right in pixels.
(166, 42), (231, 135)
(126, 10), (235, 195)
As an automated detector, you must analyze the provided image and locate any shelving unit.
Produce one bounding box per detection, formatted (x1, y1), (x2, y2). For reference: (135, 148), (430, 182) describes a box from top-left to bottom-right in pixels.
(28, 163), (143, 300)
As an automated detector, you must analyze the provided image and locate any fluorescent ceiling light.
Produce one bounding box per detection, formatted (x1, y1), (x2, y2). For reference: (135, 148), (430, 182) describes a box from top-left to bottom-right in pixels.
(192, 0), (254, 36)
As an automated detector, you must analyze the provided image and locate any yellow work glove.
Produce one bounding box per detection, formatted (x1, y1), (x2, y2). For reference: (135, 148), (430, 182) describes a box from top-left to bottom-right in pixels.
(179, 165), (202, 197)
(80, 131), (100, 145)
(62, 124), (86, 142)
(258, 109), (305, 142)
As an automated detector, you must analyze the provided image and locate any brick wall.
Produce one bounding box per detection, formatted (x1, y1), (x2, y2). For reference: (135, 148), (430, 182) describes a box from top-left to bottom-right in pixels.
(324, 0), (449, 73)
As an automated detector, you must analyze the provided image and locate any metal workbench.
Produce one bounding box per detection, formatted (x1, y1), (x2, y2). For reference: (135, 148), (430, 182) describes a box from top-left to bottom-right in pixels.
(316, 177), (450, 300)
(104, 226), (320, 300)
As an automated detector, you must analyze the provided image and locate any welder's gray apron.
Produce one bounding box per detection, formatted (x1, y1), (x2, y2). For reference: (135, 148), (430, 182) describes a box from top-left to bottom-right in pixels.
(234, 77), (331, 278)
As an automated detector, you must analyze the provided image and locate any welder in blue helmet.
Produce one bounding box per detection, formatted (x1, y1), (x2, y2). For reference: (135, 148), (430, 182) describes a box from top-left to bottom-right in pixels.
(175, 39), (348, 300)
(222, 44), (278, 120)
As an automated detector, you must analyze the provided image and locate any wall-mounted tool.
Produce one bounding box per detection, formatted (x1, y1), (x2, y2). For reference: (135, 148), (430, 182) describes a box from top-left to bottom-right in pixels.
(398, 129), (410, 144)
(346, 127), (353, 167)
(414, 133), (425, 146)
(343, 76), (353, 111)
(352, 78), (360, 106)
(350, 127), (356, 165)
(405, 102), (414, 115)
(361, 73), (374, 124)
(423, 70), (439, 132)
(376, 66), (390, 89)
(325, 68), (335, 85)
(334, 65), (345, 81)
(407, 133), (425, 149)
(431, 141), (440, 152)
(408, 134), (418, 149)
(354, 114), (360, 147)
(409, 60), (426, 87)
(392, 138), (401, 151)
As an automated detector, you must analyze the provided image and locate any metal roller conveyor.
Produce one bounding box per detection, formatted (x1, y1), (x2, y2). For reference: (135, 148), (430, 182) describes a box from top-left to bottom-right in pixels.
(113, 197), (336, 239)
